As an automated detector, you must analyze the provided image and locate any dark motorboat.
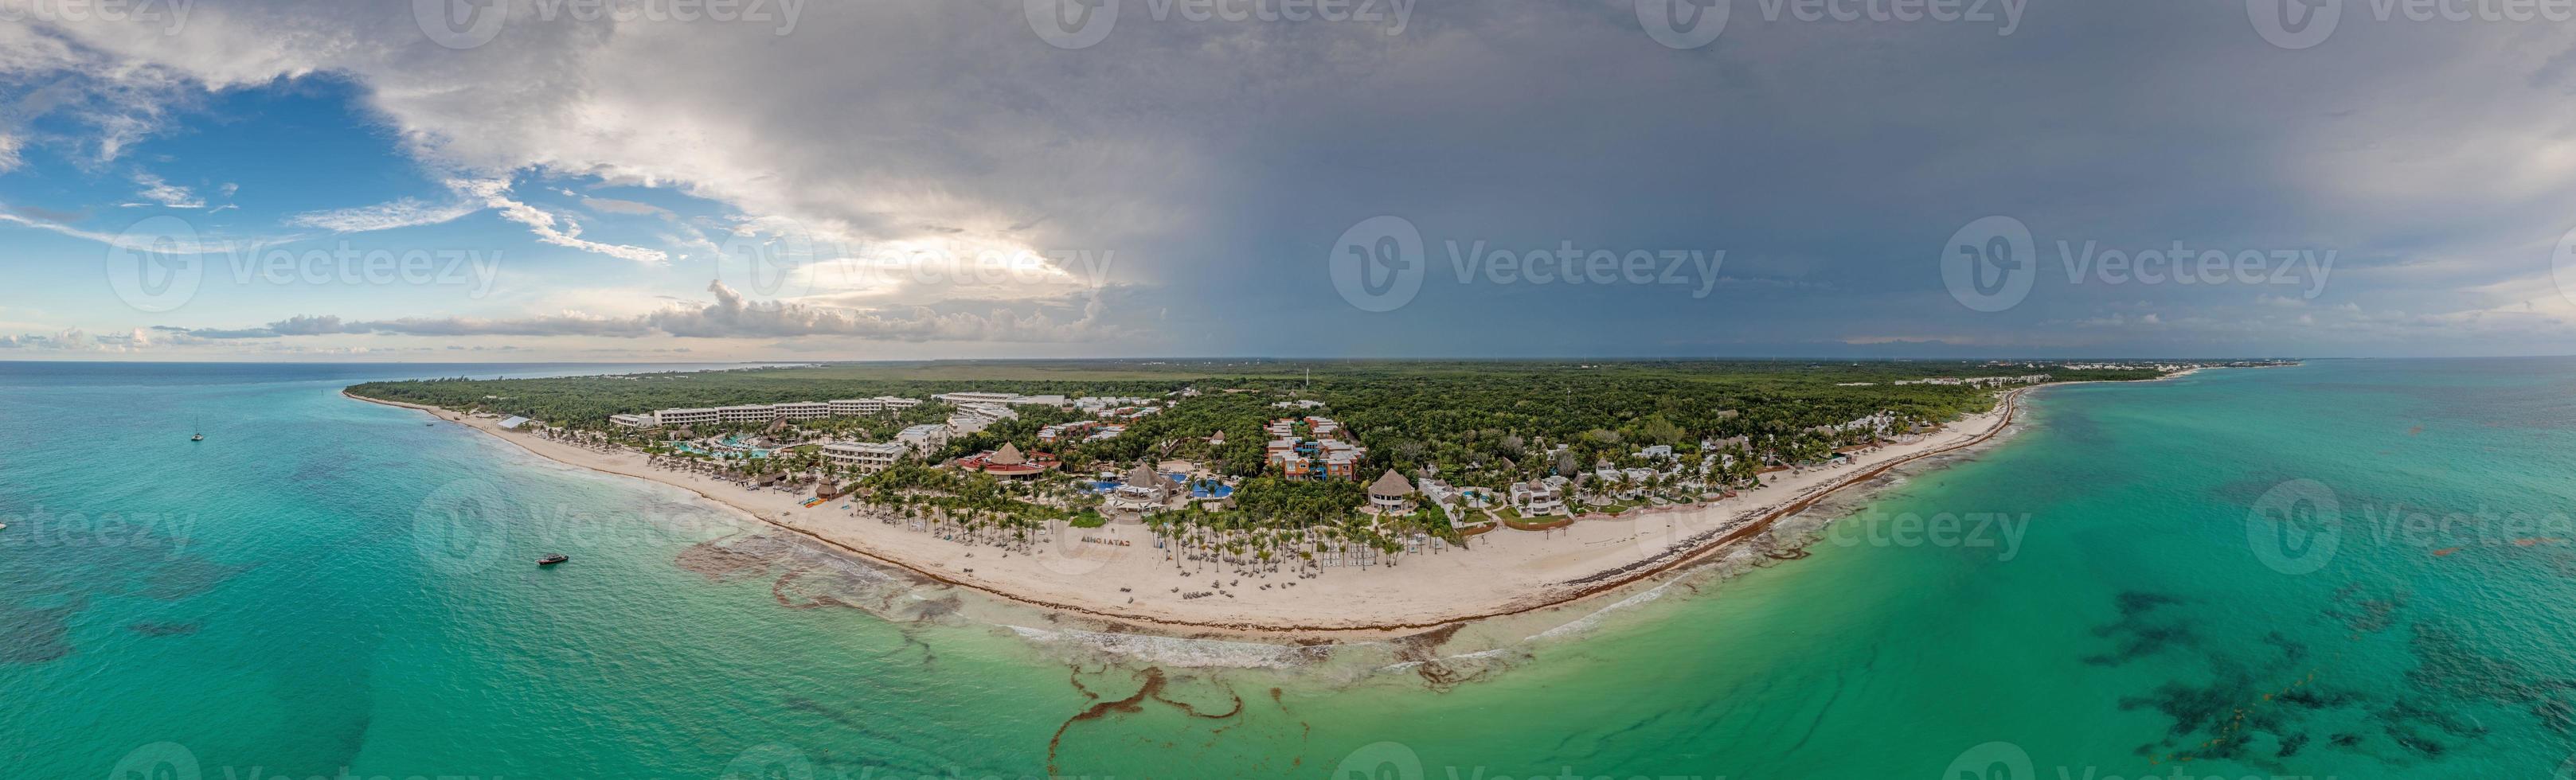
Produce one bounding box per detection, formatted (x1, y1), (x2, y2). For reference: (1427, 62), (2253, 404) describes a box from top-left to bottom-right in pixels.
(536, 554), (569, 566)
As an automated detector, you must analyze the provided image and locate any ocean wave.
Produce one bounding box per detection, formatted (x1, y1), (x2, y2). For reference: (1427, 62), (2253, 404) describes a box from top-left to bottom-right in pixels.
(1004, 625), (1349, 669)
(1523, 579), (1677, 643)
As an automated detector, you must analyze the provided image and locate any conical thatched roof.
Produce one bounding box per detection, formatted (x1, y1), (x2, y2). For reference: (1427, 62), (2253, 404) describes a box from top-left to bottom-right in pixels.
(1126, 463), (1177, 491)
(990, 442), (1026, 466)
(1369, 469), (1414, 497)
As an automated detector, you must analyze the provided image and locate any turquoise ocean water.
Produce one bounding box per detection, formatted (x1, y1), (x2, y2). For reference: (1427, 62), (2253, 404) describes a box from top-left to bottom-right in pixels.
(4, 359), (2574, 778)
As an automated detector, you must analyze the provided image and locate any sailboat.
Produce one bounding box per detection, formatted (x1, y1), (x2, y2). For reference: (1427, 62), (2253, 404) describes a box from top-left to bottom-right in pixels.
(191, 419), (204, 442)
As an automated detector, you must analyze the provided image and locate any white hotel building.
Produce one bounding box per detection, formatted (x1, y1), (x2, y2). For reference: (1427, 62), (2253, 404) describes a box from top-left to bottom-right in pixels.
(896, 423), (949, 454)
(647, 396), (924, 427)
(655, 407), (721, 426)
(717, 404), (779, 423)
(829, 396), (922, 415)
(821, 441), (908, 473)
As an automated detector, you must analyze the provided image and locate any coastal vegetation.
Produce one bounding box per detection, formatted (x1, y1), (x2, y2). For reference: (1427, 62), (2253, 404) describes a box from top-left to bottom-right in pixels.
(352, 359), (2183, 572)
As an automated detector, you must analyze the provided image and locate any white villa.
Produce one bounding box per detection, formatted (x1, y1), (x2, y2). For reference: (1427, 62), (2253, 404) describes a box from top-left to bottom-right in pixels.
(1511, 478), (1566, 516)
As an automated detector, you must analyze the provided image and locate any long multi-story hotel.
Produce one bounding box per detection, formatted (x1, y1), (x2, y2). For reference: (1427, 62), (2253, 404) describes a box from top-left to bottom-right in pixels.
(717, 404), (778, 423)
(644, 396), (925, 427)
(655, 407), (721, 426)
(773, 401), (833, 421)
(828, 396), (922, 415)
(821, 441), (908, 473)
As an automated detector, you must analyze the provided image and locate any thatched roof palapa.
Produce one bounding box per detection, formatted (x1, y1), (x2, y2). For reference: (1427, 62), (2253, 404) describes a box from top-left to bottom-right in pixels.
(1126, 463), (1179, 492)
(990, 442), (1027, 466)
(1369, 469), (1415, 497)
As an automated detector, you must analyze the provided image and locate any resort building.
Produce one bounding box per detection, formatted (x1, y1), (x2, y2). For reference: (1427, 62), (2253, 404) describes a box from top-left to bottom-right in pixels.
(1075, 396), (1155, 412)
(1107, 464), (1182, 513)
(1038, 420), (1100, 443)
(946, 403), (1018, 435)
(1319, 447), (1363, 481)
(655, 407), (721, 427)
(956, 443), (1056, 478)
(773, 401), (832, 421)
(609, 413), (659, 429)
(1263, 417), (1366, 481)
(896, 423), (949, 454)
(821, 441), (906, 473)
(1367, 470), (1416, 513)
(717, 404), (779, 423)
(935, 391), (1070, 408)
(644, 396), (925, 429)
(827, 396), (921, 415)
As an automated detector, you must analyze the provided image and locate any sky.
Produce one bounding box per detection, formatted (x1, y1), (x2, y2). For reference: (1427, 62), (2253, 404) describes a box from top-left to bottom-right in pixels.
(1, 0), (2573, 361)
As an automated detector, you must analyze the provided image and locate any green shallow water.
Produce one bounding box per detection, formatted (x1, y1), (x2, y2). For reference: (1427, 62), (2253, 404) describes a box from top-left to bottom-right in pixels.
(4, 359), (2574, 778)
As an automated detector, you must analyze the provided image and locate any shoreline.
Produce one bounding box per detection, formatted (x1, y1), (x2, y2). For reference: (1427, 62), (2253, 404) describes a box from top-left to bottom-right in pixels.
(346, 383), (2046, 642)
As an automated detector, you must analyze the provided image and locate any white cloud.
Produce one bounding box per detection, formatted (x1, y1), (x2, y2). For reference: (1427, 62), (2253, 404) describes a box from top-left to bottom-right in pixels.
(460, 179), (668, 264)
(179, 280), (1120, 344)
(284, 196), (481, 232)
(131, 171), (203, 209)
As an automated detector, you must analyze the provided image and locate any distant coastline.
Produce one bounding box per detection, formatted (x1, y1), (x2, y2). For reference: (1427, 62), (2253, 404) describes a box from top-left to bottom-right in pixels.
(345, 382), (2054, 642)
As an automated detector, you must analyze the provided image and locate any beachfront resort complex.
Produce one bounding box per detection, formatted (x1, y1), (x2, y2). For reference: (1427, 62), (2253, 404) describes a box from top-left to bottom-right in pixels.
(349, 361), (2275, 582)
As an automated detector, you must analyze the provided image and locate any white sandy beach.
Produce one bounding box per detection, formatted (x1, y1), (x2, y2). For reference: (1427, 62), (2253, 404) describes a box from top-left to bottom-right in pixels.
(351, 384), (2046, 639)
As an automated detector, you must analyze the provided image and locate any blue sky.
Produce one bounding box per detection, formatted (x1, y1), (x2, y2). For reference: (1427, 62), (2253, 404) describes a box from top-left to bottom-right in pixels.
(2, 1), (2573, 360)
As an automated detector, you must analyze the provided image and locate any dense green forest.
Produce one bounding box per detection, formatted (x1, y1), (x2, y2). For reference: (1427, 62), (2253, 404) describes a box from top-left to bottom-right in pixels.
(350, 359), (2168, 482)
